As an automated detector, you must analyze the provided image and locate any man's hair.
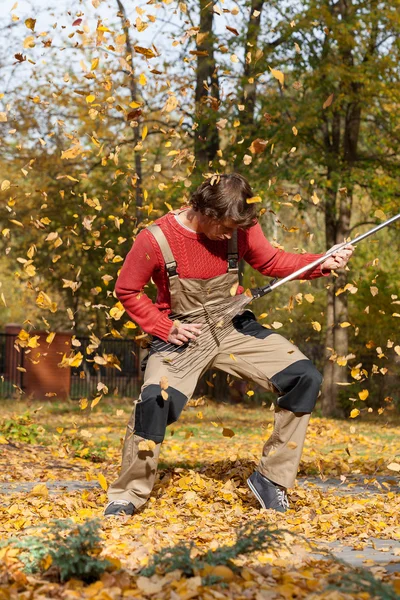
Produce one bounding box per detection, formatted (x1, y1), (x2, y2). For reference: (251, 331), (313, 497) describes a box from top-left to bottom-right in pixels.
(189, 173), (258, 228)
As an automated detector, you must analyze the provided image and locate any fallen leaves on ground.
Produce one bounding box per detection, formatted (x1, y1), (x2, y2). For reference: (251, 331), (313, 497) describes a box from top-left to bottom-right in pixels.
(0, 399), (399, 599)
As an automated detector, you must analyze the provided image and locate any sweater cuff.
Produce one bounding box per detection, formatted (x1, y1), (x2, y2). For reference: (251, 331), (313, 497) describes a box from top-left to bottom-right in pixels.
(151, 313), (175, 342)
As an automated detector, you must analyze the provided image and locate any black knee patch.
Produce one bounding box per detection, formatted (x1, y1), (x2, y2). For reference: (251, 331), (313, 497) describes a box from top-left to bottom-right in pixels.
(134, 384), (187, 442)
(232, 310), (276, 338)
(271, 359), (323, 413)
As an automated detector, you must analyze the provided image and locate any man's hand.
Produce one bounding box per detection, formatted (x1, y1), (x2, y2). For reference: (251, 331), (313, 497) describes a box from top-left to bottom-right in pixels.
(167, 321), (202, 346)
(321, 243), (355, 272)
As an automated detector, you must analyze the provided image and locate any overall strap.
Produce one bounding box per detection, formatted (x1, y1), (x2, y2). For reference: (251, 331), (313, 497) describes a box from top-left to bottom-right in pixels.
(147, 224), (178, 279)
(227, 230), (239, 272)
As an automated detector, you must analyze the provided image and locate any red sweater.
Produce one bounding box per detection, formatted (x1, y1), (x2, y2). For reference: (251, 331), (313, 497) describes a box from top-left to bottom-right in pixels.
(115, 211), (330, 341)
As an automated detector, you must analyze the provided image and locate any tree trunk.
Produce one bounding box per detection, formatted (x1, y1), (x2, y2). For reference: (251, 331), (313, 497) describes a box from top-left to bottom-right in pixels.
(194, 0), (220, 172)
(116, 0), (144, 224)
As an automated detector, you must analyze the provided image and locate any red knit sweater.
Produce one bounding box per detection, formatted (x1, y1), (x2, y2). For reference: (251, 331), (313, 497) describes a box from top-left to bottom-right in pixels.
(115, 211), (330, 341)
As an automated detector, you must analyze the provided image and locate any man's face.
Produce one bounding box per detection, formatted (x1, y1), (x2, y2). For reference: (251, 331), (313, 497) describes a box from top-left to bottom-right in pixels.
(201, 216), (238, 241)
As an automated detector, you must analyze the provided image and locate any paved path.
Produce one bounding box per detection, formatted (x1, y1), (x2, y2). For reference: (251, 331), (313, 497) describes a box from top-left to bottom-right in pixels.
(0, 476), (398, 573)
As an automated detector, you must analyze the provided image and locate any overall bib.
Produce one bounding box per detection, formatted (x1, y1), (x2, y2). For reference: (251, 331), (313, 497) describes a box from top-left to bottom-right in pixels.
(107, 211), (323, 508)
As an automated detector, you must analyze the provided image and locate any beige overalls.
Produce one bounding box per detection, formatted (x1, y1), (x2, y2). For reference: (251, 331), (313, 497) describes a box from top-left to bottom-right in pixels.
(107, 211), (323, 508)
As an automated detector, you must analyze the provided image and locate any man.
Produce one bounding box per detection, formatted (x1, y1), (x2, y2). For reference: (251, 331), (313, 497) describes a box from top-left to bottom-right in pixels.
(105, 173), (354, 516)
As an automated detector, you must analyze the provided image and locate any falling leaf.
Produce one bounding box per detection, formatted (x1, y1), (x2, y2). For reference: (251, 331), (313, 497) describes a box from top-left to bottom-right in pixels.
(271, 322), (283, 329)
(323, 93), (334, 109)
(269, 67), (284, 87)
(222, 427), (235, 438)
(160, 376), (168, 390)
(340, 322), (351, 328)
(370, 286), (378, 296)
(139, 73), (147, 85)
(161, 390), (169, 401)
(138, 440), (156, 451)
(230, 281), (239, 296)
(1, 180), (10, 191)
(358, 389), (369, 401)
(312, 321), (321, 332)
(98, 473), (108, 491)
(292, 126), (298, 135)
(311, 191), (320, 204)
(25, 18), (36, 31)
(304, 294), (314, 303)
(350, 409), (360, 418)
(247, 390), (254, 397)
(246, 196), (262, 204)
(229, 353), (237, 361)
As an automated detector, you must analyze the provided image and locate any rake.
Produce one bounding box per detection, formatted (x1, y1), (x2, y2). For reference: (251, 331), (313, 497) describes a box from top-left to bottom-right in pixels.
(150, 213), (400, 371)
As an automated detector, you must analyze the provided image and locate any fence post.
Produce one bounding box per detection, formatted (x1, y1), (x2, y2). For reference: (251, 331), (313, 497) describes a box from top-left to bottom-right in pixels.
(21, 329), (72, 401)
(4, 323), (24, 397)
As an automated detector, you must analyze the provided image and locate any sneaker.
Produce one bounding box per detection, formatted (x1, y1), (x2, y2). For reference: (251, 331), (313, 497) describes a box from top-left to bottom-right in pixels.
(247, 471), (290, 513)
(104, 500), (135, 517)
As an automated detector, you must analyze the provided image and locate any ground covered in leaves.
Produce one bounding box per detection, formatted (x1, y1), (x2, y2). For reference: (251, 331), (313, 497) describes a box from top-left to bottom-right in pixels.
(0, 398), (399, 599)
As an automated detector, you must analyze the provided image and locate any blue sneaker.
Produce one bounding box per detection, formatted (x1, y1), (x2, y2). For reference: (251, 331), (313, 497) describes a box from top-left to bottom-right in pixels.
(104, 500), (135, 517)
(247, 471), (289, 513)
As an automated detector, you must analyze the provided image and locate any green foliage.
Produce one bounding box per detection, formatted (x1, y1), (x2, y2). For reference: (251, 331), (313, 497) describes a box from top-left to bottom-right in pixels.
(327, 560), (400, 600)
(141, 520), (285, 582)
(1, 518), (111, 583)
(0, 412), (44, 444)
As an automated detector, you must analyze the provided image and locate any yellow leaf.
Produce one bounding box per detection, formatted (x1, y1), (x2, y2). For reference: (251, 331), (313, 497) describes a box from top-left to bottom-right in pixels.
(323, 93), (334, 109)
(80, 398), (88, 410)
(229, 353), (237, 361)
(30, 484), (49, 498)
(139, 73), (147, 86)
(197, 411), (203, 419)
(246, 195), (262, 204)
(91, 57), (99, 70)
(98, 473), (108, 491)
(292, 126), (298, 136)
(370, 286), (379, 296)
(374, 209), (386, 220)
(387, 462), (400, 472)
(142, 125), (148, 140)
(394, 345), (400, 356)
(340, 322), (351, 328)
(160, 376), (168, 390)
(358, 389), (369, 401)
(247, 390), (254, 397)
(161, 390), (169, 401)
(269, 67), (284, 87)
(23, 36), (35, 48)
(25, 18), (36, 31)
(271, 321), (283, 329)
(91, 395), (102, 409)
(230, 282), (239, 296)
(304, 294), (314, 303)
(312, 321), (321, 332)
(86, 94), (95, 103)
(350, 409), (360, 418)
(1, 180), (10, 191)
(164, 202), (173, 211)
(311, 191), (320, 204)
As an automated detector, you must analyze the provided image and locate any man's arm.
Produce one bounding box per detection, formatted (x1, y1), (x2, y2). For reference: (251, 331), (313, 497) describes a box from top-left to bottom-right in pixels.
(114, 230), (175, 342)
(243, 222), (331, 279)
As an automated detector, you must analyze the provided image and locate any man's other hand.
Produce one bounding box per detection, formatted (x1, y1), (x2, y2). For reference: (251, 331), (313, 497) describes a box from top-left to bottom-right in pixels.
(168, 321), (202, 345)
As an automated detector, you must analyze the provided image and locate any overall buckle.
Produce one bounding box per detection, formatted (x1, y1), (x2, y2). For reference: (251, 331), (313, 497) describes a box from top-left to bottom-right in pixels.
(227, 253), (238, 271)
(165, 261), (178, 277)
